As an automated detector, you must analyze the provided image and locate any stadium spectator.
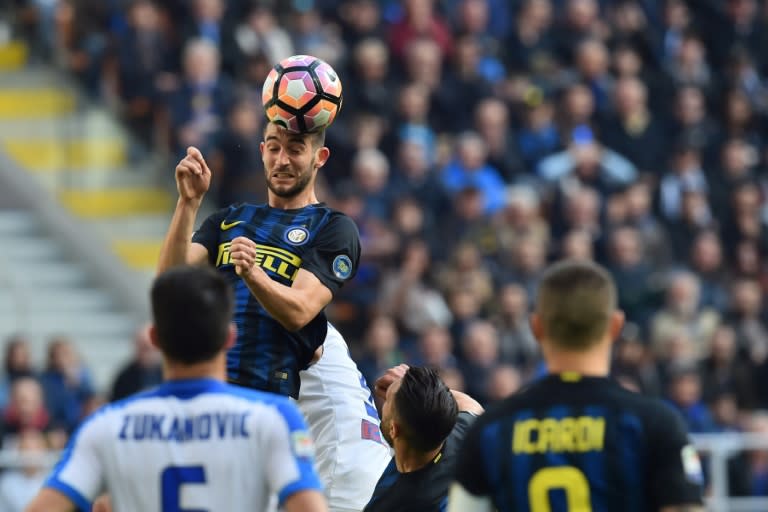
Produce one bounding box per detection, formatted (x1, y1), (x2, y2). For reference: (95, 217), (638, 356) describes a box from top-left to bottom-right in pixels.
(109, 324), (162, 402)
(112, 0), (175, 147)
(0, 336), (36, 410)
(458, 320), (499, 405)
(411, 325), (457, 370)
(166, 38), (234, 157)
(357, 315), (406, 387)
(0, 429), (48, 512)
(490, 283), (538, 369)
(485, 364), (521, 402)
(700, 325), (756, 409)
(665, 367), (716, 433)
(651, 271), (721, 357)
(38, 338), (93, 434)
(2, 378), (50, 442)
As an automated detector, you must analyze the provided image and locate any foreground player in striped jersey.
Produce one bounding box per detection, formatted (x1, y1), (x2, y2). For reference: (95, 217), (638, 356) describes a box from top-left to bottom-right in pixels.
(158, 123), (391, 511)
(25, 266), (326, 512)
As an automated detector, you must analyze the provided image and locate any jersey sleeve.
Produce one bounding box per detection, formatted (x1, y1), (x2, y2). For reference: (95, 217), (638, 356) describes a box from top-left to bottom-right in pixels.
(453, 416), (491, 497)
(300, 213), (361, 295)
(647, 404), (704, 506)
(43, 414), (106, 511)
(266, 399), (324, 506)
(191, 207), (229, 266)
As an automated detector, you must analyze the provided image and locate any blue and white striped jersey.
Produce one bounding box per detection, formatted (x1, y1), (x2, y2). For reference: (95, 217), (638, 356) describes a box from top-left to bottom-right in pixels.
(44, 378), (322, 511)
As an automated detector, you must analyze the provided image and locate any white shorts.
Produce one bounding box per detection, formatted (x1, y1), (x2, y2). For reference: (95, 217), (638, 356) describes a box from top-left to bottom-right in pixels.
(297, 323), (392, 511)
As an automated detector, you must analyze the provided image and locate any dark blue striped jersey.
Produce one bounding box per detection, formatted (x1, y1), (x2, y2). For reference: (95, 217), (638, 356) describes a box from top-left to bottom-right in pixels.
(454, 374), (704, 512)
(192, 202), (360, 398)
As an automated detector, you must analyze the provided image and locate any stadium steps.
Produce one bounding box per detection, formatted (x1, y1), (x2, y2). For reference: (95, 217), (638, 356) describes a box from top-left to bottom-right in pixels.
(0, 47), (175, 289)
(0, 40), (175, 390)
(0, 210), (134, 389)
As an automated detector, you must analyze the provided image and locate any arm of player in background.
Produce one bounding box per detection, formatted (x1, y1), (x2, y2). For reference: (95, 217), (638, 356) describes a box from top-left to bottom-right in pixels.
(451, 390), (484, 416)
(157, 147), (212, 273)
(24, 488), (76, 512)
(234, 245), (333, 331)
(446, 483), (493, 512)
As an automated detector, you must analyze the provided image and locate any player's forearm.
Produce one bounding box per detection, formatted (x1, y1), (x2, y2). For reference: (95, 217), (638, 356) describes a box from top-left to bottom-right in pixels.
(241, 267), (315, 331)
(158, 198), (201, 273)
(659, 506), (705, 512)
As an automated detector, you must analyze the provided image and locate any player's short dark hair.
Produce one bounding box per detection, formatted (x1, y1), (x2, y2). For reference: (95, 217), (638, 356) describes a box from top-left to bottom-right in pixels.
(262, 119), (326, 149)
(393, 367), (458, 453)
(151, 266), (234, 365)
(536, 259), (617, 350)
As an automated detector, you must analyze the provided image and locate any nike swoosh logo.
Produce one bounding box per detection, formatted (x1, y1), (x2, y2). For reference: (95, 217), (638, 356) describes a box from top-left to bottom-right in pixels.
(220, 220), (244, 230)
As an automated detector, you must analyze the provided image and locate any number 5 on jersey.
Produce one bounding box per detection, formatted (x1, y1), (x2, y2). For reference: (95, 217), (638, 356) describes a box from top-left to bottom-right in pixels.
(161, 465), (207, 512)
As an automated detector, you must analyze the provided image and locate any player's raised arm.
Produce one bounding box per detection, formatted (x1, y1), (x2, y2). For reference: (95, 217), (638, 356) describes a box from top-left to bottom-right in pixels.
(157, 146), (212, 273)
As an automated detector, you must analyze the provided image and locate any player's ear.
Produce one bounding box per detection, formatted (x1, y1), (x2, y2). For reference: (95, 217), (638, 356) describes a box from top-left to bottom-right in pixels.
(225, 323), (237, 349)
(389, 420), (399, 441)
(530, 313), (544, 346)
(314, 146), (330, 169)
(608, 310), (625, 345)
(148, 324), (160, 350)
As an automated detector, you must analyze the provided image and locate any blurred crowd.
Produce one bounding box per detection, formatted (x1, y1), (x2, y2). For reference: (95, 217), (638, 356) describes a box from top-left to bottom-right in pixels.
(5, 0), (768, 501)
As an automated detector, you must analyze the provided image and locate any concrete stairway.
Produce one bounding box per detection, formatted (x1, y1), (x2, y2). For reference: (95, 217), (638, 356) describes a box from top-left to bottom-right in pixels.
(0, 39), (176, 391)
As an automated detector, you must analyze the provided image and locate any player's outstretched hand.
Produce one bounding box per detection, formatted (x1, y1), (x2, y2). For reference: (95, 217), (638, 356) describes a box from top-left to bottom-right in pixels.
(374, 364), (409, 403)
(230, 236), (258, 277)
(175, 146), (212, 202)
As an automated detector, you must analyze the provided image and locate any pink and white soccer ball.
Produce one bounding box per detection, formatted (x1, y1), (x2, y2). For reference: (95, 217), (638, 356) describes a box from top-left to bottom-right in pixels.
(262, 55), (343, 133)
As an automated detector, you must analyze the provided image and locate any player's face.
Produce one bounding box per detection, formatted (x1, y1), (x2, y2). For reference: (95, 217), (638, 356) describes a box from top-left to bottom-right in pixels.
(380, 379), (401, 446)
(260, 123), (323, 198)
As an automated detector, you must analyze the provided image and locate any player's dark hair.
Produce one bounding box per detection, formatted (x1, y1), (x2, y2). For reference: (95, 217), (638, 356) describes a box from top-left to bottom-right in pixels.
(394, 367), (458, 453)
(262, 120), (326, 149)
(536, 259), (617, 350)
(151, 266), (234, 365)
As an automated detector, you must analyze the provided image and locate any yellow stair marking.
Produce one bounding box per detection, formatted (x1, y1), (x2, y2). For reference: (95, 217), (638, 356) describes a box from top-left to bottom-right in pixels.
(59, 188), (172, 218)
(112, 239), (162, 270)
(0, 89), (75, 118)
(0, 41), (29, 72)
(3, 138), (126, 171)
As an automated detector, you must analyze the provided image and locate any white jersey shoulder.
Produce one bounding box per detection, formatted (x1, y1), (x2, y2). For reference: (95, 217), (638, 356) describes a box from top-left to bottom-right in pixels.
(45, 379), (322, 512)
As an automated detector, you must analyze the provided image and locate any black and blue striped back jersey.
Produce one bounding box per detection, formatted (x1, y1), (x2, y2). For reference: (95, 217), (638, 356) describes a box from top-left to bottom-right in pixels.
(454, 374), (704, 512)
(192, 202), (360, 398)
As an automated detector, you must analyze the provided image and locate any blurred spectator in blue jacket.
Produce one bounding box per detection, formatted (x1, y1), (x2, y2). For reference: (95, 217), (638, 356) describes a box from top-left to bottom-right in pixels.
(39, 338), (94, 434)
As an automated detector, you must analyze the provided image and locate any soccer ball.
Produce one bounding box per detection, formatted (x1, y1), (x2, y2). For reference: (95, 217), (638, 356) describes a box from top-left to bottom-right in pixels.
(262, 55), (343, 134)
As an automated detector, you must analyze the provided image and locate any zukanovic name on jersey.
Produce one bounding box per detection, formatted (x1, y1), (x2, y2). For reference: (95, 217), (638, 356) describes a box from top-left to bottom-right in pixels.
(44, 379), (322, 512)
(192, 202), (360, 398)
(454, 373), (704, 511)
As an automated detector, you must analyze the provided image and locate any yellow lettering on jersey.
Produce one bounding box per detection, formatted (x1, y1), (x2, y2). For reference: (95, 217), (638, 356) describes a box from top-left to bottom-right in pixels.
(216, 242), (302, 282)
(512, 416), (605, 454)
(216, 242), (232, 266)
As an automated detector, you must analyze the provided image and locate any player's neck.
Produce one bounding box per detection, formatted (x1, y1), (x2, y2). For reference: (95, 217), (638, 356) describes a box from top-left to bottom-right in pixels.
(394, 441), (443, 473)
(268, 190), (319, 210)
(543, 341), (611, 377)
(162, 357), (228, 382)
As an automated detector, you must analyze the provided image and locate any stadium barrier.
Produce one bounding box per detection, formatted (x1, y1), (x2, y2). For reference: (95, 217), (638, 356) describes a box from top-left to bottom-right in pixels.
(692, 432), (768, 512)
